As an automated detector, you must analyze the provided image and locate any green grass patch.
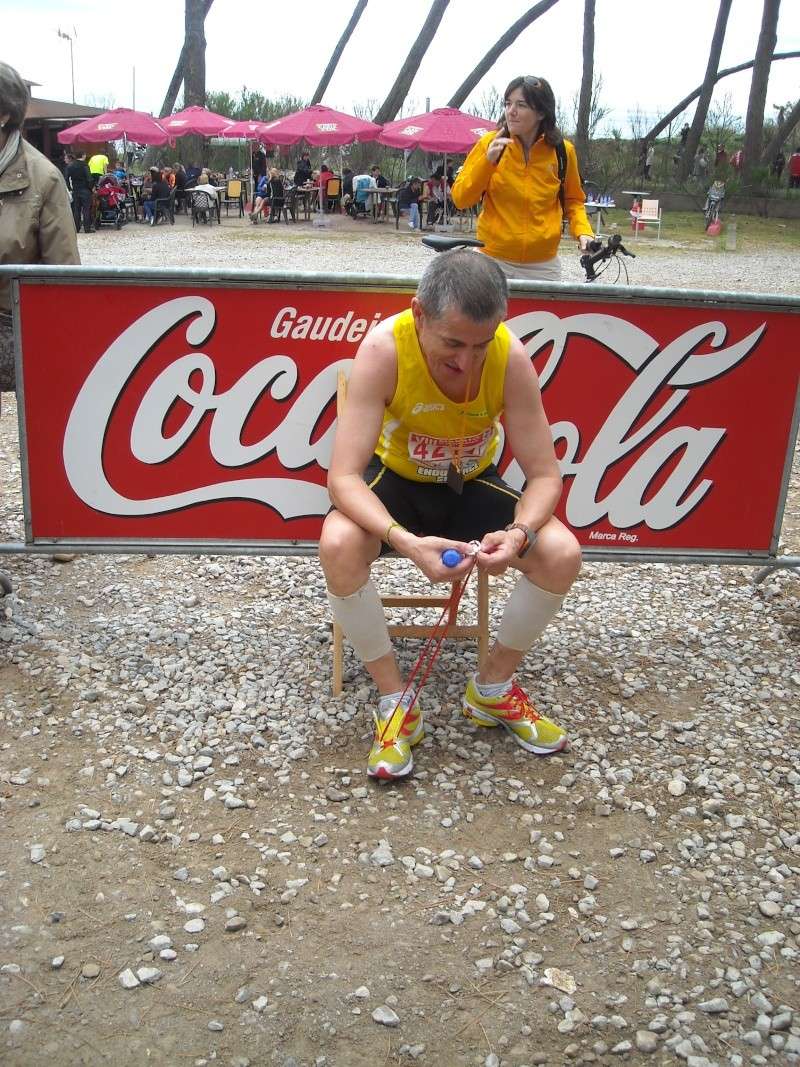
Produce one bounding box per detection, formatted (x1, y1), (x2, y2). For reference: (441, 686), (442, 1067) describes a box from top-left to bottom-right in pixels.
(599, 209), (800, 252)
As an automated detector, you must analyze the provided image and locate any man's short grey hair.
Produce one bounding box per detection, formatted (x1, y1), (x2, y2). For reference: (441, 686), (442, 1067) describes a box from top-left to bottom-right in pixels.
(0, 63), (30, 132)
(416, 248), (508, 322)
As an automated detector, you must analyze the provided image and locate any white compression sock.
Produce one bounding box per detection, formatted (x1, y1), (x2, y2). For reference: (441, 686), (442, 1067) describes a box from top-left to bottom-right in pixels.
(327, 579), (392, 664)
(497, 575), (566, 653)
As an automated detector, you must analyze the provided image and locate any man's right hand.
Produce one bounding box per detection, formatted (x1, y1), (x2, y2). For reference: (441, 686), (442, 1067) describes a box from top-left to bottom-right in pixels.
(393, 530), (476, 583)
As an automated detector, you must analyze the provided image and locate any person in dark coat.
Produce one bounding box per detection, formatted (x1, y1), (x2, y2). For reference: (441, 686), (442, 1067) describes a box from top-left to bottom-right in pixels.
(65, 150), (95, 233)
(293, 152), (312, 186)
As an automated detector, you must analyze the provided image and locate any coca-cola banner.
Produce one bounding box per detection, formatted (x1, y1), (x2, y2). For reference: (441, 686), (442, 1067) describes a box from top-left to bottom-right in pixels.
(13, 274), (800, 558)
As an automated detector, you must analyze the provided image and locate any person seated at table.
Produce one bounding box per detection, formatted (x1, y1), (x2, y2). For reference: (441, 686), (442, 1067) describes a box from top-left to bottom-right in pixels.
(370, 164), (390, 217)
(142, 167), (170, 223)
(294, 152), (312, 187)
(112, 160), (127, 181)
(193, 170), (219, 198)
(318, 162), (335, 210)
(162, 165), (176, 189)
(185, 161), (202, 185)
(396, 176), (423, 230)
(173, 163), (189, 211)
(424, 169), (446, 225)
(266, 167), (286, 223)
(250, 172), (269, 221)
(371, 164), (389, 190)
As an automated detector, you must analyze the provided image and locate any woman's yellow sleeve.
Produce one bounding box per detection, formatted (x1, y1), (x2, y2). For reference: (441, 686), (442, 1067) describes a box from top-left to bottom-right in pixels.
(451, 136), (496, 209)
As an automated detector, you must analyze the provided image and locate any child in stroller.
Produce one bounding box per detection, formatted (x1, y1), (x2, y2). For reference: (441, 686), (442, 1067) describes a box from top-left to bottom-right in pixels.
(95, 175), (128, 229)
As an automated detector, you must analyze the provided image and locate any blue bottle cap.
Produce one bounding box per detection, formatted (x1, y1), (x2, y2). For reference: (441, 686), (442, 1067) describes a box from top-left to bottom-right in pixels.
(441, 548), (463, 568)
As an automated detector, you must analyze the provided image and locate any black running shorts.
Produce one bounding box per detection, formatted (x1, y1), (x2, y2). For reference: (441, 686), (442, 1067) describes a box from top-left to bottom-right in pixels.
(364, 456), (521, 554)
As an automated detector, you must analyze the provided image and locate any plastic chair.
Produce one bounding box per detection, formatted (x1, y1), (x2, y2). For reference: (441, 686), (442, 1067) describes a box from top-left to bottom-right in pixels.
(634, 199), (662, 239)
(325, 177), (342, 213)
(152, 189), (176, 226)
(222, 179), (244, 217)
(190, 190), (217, 226)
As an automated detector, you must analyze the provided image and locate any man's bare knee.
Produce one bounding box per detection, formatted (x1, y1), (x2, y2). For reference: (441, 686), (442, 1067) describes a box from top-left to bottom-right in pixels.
(319, 511), (380, 592)
(519, 519), (582, 594)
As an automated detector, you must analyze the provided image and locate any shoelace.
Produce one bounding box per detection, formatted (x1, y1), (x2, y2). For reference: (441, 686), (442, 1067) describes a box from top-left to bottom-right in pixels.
(377, 555), (479, 746)
(376, 702), (417, 748)
(506, 684), (542, 723)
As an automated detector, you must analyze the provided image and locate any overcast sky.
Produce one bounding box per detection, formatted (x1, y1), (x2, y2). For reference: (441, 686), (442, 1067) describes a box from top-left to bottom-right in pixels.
(7, 0), (800, 136)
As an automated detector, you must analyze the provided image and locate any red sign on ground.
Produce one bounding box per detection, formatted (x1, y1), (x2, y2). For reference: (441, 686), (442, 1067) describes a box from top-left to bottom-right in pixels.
(16, 280), (800, 556)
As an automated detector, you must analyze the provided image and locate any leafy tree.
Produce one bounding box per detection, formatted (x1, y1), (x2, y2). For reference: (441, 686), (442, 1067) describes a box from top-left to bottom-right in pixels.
(641, 51), (799, 145)
(204, 88), (307, 122)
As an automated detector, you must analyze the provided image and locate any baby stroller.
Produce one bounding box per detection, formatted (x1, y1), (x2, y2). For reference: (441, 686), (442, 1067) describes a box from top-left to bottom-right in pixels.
(346, 175), (373, 219)
(95, 177), (128, 229)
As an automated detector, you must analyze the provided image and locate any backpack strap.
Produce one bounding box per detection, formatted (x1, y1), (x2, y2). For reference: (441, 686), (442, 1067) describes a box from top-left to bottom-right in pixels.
(556, 140), (567, 212)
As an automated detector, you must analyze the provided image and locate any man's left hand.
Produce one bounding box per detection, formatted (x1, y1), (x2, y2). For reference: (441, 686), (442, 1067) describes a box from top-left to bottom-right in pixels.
(473, 529), (526, 576)
(578, 236), (592, 252)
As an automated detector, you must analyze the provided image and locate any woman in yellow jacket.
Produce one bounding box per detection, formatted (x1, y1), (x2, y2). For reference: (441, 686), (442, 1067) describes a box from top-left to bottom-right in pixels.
(451, 75), (593, 281)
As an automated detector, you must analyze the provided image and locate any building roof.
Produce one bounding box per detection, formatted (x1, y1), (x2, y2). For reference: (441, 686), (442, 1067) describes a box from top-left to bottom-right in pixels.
(27, 97), (105, 123)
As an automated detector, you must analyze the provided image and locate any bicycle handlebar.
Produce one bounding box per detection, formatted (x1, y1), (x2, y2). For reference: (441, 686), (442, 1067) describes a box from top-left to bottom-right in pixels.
(421, 232), (634, 285)
(580, 234), (635, 282)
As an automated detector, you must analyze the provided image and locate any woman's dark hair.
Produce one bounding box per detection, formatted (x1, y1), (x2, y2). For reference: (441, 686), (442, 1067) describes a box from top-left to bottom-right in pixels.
(0, 62), (31, 132)
(502, 75), (563, 147)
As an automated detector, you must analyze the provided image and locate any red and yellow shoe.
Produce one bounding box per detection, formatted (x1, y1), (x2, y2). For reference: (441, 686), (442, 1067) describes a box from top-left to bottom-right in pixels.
(462, 676), (567, 754)
(367, 697), (424, 780)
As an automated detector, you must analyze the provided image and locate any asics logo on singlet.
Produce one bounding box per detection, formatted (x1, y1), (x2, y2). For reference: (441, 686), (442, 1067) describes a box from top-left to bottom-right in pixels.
(411, 402), (445, 415)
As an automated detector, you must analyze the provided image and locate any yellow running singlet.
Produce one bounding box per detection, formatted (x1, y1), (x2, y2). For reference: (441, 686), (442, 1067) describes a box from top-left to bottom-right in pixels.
(375, 308), (510, 483)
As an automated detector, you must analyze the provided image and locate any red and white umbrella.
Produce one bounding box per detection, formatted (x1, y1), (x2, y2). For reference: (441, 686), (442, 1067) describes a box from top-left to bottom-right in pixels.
(259, 104), (381, 147)
(160, 105), (234, 137)
(378, 107), (494, 154)
(57, 107), (169, 146)
(219, 119), (272, 141)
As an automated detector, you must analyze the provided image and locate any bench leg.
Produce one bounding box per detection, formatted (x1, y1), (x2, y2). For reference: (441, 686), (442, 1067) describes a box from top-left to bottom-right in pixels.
(332, 621), (344, 696)
(477, 570), (489, 669)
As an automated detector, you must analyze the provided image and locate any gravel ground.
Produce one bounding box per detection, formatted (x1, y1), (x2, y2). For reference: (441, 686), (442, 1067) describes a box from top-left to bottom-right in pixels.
(74, 212), (800, 293)
(1, 220), (798, 1067)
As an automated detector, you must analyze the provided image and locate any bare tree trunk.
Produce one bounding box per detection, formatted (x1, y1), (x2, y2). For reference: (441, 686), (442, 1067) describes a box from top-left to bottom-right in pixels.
(678, 0), (732, 179)
(183, 0), (207, 107)
(447, 0), (560, 109)
(311, 0), (368, 105)
(761, 96), (800, 164)
(373, 0), (450, 125)
(158, 0), (213, 117)
(574, 0), (595, 164)
(742, 0), (781, 184)
(182, 0), (208, 164)
(642, 51), (800, 144)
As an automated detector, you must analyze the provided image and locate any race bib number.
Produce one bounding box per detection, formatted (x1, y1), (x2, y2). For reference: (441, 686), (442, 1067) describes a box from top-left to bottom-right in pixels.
(407, 430), (493, 478)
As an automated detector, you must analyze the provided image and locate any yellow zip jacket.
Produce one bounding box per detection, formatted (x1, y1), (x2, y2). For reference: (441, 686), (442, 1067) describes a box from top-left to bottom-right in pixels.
(451, 131), (593, 264)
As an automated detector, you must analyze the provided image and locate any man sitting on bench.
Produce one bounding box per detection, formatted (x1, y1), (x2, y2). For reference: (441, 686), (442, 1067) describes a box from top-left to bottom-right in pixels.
(320, 249), (581, 780)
